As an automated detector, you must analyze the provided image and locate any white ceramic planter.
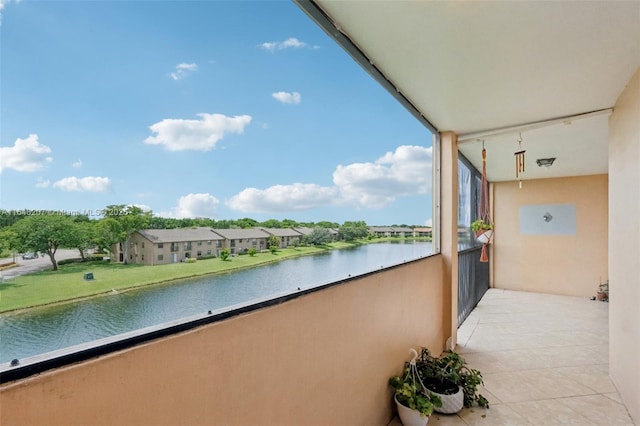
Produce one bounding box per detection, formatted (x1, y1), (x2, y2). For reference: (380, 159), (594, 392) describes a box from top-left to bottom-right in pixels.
(429, 385), (464, 414)
(475, 229), (493, 244)
(395, 395), (430, 426)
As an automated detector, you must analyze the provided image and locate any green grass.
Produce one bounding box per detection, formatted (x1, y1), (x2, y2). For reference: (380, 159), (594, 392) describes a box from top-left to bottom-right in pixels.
(0, 244), (350, 313)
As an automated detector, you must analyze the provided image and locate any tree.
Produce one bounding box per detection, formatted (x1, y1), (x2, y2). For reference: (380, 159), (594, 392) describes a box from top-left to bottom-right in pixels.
(315, 221), (340, 229)
(339, 221), (369, 242)
(11, 215), (77, 270)
(93, 217), (122, 257)
(102, 205), (151, 263)
(68, 221), (94, 260)
(0, 227), (20, 262)
(280, 218), (299, 229)
(267, 235), (280, 253)
(260, 219), (282, 228)
(219, 248), (230, 261)
(306, 227), (332, 245)
(235, 217), (259, 229)
(0, 210), (26, 229)
(248, 247), (257, 257)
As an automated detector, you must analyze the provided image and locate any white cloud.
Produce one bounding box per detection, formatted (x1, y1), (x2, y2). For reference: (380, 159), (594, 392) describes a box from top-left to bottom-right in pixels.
(35, 177), (51, 188)
(72, 159), (83, 168)
(225, 145), (432, 214)
(260, 37), (317, 52)
(424, 218), (433, 227)
(0, 134), (53, 173)
(333, 145), (433, 208)
(226, 183), (337, 213)
(144, 113), (252, 152)
(160, 193), (219, 219)
(0, 0), (20, 24)
(170, 62), (198, 80)
(131, 203), (152, 212)
(53, 176), (112, 192)
(272, 91), (301, 104)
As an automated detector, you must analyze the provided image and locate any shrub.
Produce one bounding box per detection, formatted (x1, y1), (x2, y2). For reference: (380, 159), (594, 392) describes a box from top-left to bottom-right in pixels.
(58, 258), (82, 266)
(219, 249), (230, 261)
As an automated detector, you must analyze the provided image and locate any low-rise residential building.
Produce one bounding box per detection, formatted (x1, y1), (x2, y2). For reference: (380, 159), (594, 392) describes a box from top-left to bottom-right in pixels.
(260, 228), (303, 247)
(120, 227), (225, 265)
(368, 226), (395, 237)
(211, 228), (271, 254)
(368, 226), (414, 237)
(293, 227), (339, 242)
(412, 227), (432, 237)
(390, 226), (414, 237)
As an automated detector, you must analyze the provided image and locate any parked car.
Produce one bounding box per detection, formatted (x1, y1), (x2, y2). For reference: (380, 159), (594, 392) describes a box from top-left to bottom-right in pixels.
(22, 253), (38, 260)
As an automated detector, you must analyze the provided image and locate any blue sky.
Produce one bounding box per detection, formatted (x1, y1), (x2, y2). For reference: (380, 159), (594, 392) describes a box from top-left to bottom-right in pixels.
(0, 0), (434, 226)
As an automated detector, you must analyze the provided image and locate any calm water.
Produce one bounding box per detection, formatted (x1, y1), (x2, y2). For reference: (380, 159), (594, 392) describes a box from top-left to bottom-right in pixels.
(0, 242), (432, 363)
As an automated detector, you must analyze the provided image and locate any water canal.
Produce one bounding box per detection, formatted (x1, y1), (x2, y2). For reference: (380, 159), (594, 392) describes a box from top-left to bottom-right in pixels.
(0, 242), (432, 363)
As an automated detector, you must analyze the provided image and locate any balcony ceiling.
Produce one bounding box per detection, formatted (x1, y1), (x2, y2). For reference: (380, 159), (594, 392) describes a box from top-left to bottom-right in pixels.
(300, 1), (640, 181)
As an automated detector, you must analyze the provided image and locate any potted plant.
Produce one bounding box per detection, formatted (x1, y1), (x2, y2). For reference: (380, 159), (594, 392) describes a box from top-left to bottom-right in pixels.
(416, 348), (489, 414)
(389, 350), (442, 426)
(596, 280), (609, 301)
(471, 218), (494, 244)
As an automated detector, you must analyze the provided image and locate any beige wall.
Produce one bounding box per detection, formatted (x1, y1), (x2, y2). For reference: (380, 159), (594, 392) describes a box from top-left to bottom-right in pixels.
(440, 132), (459, 349)
(126, 233), (223, 265)
(608, 66), (640, 424)
(0, 255), (448, 426)
(493, 174), (608, 297)
(225, 238), (266, 254)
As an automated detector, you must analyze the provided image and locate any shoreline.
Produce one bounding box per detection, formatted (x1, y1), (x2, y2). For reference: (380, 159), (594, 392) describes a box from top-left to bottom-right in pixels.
(0, 243), (351, 314)
(0, 238), (430, 315)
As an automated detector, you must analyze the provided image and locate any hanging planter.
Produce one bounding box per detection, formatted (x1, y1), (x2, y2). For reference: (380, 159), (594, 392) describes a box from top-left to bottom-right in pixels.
(472, 219), (494, 245)
(389, 349), (442, 426)
(475, 145), (494, 262)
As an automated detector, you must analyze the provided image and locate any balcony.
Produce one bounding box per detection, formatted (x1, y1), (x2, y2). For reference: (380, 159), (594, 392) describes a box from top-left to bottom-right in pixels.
(0, 2), (637, 425)
(392, 289), (633, 425)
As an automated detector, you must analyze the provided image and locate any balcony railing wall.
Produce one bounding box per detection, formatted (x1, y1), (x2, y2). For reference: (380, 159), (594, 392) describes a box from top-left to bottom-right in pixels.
(458, 246), (490, 325)
(0, 255), (448, 426)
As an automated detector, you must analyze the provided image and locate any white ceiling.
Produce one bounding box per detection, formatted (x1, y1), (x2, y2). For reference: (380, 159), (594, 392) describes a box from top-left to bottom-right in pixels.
(299, 1), (640, 182)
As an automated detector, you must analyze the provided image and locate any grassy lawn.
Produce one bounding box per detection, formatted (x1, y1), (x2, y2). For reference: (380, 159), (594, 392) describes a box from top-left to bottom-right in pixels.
(0, 243), (354, 313)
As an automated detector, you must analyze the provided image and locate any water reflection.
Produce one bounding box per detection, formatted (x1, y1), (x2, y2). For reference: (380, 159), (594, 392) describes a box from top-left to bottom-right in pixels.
(0, 242), (431, 362)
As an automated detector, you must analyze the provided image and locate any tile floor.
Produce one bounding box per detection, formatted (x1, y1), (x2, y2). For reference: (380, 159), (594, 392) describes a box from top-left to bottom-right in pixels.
(390, 289), (635, 426)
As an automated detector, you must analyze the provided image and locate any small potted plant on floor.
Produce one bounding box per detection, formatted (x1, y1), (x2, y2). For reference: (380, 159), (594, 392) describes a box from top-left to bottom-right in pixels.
(389, 350), (442, 426)
(596, 280), (609, 302)
(416, 348), (489, 414)
(471, 218), (494, 244)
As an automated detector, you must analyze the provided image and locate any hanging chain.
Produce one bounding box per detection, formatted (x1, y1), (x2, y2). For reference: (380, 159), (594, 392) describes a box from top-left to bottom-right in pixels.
(515, 132), (526, 179)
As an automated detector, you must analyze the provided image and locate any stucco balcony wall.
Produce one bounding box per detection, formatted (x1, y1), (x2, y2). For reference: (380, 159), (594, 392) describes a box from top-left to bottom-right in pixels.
(0, 254), (447, 426)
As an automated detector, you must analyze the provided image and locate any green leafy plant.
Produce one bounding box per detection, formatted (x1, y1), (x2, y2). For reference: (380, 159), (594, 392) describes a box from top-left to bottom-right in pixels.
(219, 248), (230, 261)
(596, 280), (609, 301)
(389, 365), (442, 417)
(471, 218), (493, 233)
(416, 348), (489, 408)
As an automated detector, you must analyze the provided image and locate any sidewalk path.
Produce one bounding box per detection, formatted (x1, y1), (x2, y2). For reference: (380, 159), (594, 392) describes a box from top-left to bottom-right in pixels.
(0, 249), (82, 280)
